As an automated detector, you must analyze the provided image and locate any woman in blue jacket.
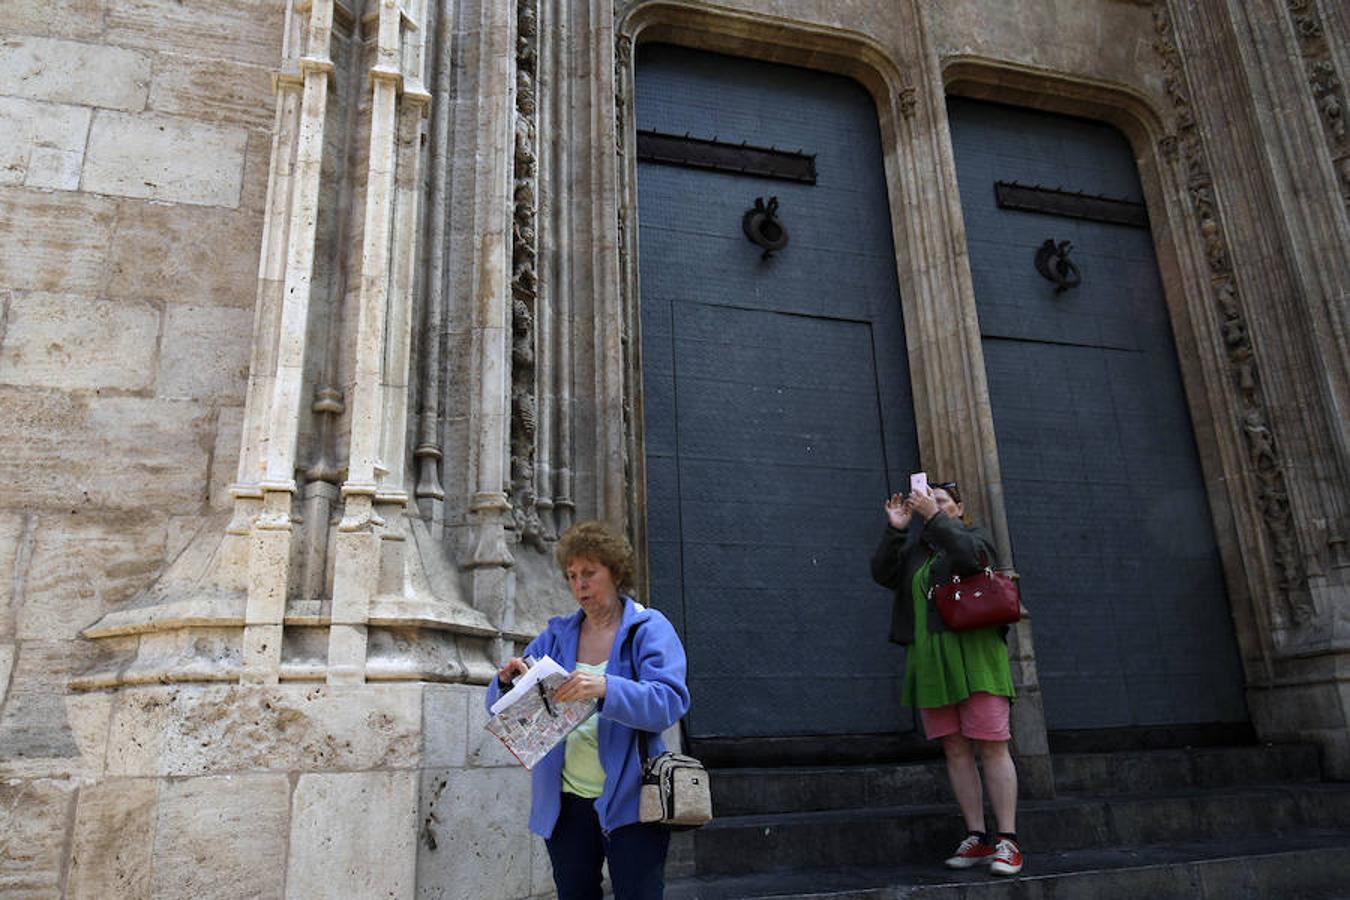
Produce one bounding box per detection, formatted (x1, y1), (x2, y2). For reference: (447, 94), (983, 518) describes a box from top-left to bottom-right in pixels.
(487, 520), (690, 900)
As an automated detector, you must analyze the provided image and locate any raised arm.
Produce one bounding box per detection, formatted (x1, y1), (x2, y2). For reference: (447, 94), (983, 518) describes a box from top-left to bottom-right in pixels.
(921, 513), (997, 575)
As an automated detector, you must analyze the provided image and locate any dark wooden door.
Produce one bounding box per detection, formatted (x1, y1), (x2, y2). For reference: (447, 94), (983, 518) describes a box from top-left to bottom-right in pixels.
(948, 98), (1248, 732)
(636, 45), (919, 740)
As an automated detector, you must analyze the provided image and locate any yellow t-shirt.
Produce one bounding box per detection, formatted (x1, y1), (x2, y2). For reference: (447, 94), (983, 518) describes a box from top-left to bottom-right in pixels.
(560, 661), (608, 798)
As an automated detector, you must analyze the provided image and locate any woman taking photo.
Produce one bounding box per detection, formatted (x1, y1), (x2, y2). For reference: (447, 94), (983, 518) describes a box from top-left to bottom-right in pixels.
(487, 520), (690, 900)
(870, 480), (1023, 876)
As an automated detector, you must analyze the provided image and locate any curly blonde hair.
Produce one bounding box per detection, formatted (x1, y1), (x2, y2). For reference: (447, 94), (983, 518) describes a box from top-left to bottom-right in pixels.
(555, 520), (636, 593)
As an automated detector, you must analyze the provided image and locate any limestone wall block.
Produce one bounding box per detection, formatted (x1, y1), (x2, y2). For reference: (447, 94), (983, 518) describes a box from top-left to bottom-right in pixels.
(105, 684), (425, 777)
(151, 773), (290, 900)
(148, 51), (276, 131)
(0, 188), (117, 295)
(416, 767), (534, 900)
(421, 684), (474, 769)
(209, 406), (244, 510)
(0, 389), (212, 511)
(0, 36), (150, 111)
(0, 512), (29, 640)
(0, 776), (76, 897)
(6, 0), (109, 41)
(105, 199), (263, 307)
(0, 97), (91, 190)
(530, 835), (555, 899)
(928, 0), (1162, 95)
(67, 778), (158, 900)
(82, 111), (247, 207)
(0, 293), (160, 392)
(0, 647), (13, 708)
(8, 636), (115, 692)
(163, 513), (206, 562)
(287, 771), (418, 900)
(155, 306), (252, 401)
(0, 640), (115, 779)
(106, 0), (286, 69)
(18, 514), (166, 641)
(239, 129), (271, 218)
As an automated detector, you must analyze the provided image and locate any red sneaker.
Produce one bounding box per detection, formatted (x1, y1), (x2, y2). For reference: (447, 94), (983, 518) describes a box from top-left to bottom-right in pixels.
(990, 837), (1024, 875)
(944, 834), (995, 869)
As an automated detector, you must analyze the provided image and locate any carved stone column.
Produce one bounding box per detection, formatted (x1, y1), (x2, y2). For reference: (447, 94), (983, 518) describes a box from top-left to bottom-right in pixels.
(1155, 0), (1350, 773)
(75, 0), (504, 692)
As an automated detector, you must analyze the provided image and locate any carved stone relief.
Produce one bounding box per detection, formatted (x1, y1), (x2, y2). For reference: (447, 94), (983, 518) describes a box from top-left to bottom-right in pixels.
(511, 0), (548, 550)
(1287, 1), (1350, 206)
(1152, 3), (1314, 626)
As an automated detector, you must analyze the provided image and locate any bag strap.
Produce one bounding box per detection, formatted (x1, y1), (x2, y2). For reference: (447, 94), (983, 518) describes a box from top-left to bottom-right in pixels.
(619, 618), (652, 760)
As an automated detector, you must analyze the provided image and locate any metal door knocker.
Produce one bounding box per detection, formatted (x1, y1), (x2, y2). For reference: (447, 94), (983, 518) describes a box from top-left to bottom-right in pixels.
(1034, 239), (1082, 293)
(742, 196), (789, 260)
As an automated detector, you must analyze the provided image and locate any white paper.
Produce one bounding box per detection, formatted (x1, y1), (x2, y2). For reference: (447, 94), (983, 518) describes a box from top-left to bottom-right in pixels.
(489, 654), (569, 715)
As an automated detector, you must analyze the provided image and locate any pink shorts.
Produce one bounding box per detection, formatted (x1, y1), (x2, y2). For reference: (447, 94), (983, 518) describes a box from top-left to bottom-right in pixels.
(920, 692), (1011, 742)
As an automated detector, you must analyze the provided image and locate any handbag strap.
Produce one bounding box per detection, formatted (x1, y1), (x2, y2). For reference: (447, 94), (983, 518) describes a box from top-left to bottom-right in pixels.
(619, 618), (652, 760)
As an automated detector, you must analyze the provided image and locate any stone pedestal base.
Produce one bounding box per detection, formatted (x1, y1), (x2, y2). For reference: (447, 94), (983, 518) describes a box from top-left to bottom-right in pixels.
(4, 683), (553, 900)
(1248, 653), (1350, 780)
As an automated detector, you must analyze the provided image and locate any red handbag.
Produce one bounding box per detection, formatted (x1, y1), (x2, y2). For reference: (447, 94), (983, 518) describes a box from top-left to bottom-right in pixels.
(930, 565), (1023, 631)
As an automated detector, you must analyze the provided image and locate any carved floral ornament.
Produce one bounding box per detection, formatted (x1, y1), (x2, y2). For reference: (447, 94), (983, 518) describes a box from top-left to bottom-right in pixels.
(1150, 2), (1312, 625)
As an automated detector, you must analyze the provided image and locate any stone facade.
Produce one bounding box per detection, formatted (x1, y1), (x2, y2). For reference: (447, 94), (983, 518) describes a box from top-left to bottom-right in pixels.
(0, 1), (1345, 898)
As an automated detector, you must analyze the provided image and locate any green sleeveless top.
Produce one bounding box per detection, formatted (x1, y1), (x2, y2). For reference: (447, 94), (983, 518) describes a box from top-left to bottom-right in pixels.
(901, 556), (1015, 709)
(561, 661), (608, 798)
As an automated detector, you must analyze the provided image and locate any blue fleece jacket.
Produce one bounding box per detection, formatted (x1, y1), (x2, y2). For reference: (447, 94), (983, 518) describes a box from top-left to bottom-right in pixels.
(485, 597), (690, 838)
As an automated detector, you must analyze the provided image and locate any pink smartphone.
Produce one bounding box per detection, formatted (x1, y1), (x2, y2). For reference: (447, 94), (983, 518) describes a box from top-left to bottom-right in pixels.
(910, 472), (929, 496)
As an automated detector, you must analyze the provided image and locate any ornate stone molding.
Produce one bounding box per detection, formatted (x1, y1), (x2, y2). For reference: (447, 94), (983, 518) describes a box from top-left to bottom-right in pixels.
(510, 0), (548, 551)
(898, 85), (918, 118)
(1151, 2), (1312, 626)
(1287, 0), (1350, 206)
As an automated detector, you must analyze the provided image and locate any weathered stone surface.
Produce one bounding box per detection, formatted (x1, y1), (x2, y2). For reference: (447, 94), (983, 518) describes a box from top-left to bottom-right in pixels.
(82, 111), (247, 207)
(422, 684), (472, 769)
(0, 776), (76, 896)
(5, 0), (108, 41)
(67, 778), (157, 900)
(0, 188), (117, 295)
(0, 389), (212, 511)
(151, 774), (289, 900)
(238, 128), (271, 217)
(18, 515), (167, 641)
(287, 771), (417, 900)
(105, 199), (263, 307)
(0, 98), (91, 190)
(0, 688), (112, 780)
(0, 293), (159, 392)
(0, 512), (31, 640)
(0, 647), (13, 708)
(530, 836), (554, 899)
(156, 306), (252, 401)
(105, 0), (286, 68)
(148, 52), (275, 130)
(105, 684), (424, 777)
(0, 36), (150, 111)
(209, 407), (244, 510)
(417, 767), (534, 900)
(0, 639), (114, 779)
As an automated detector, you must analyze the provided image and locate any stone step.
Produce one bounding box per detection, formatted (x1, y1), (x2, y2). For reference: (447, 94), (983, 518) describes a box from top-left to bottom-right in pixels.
(662, 829), (1350, 899)
(708, 743), (1323, 817)
(1052, 742), (1323, 796)
(685, 782), (1350, 876)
